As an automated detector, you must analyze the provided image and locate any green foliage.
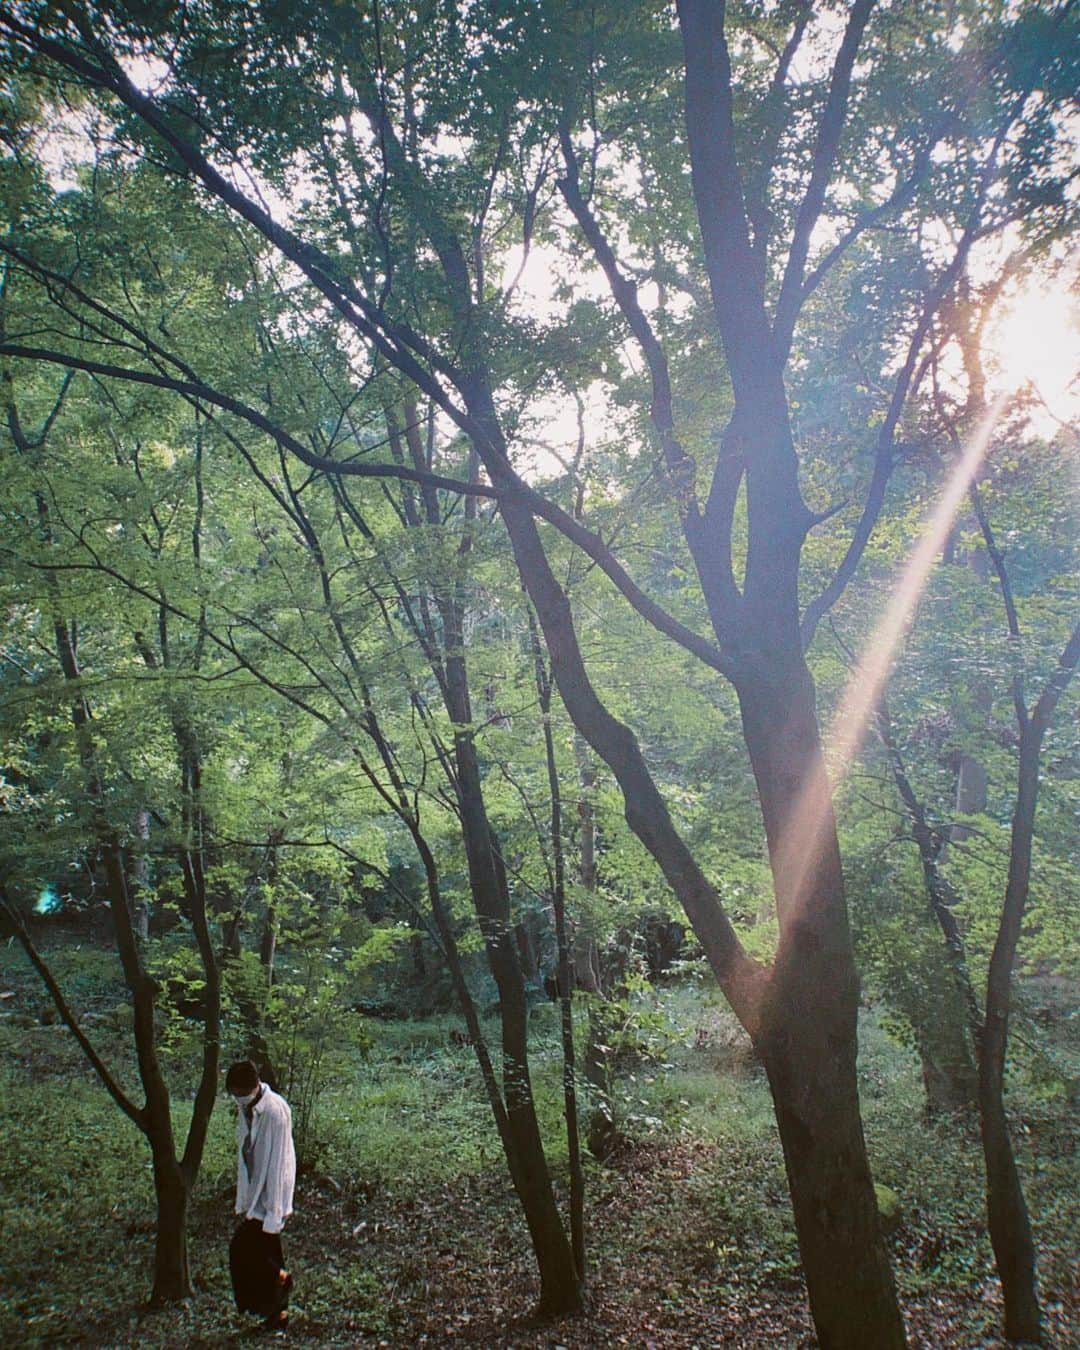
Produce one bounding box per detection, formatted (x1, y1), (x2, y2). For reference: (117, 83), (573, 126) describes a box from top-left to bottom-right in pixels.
(262, 941), (373, 1170)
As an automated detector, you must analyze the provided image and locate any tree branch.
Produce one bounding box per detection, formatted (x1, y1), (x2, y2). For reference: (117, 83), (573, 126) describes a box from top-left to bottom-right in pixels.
(773, 0), (876, 355)
(1, 887), (147, 1131)
(0, 342), (496, 498)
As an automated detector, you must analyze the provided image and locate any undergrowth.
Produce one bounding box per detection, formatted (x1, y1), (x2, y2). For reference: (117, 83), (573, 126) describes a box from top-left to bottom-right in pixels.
(0, 939), (1075, 1347)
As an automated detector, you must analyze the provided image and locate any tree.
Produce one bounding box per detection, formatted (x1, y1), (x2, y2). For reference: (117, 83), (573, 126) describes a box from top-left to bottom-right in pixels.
(0, 354), (222, 1301)
(875, 355), (1078, 1340)
(2, 2), (1075, 1343)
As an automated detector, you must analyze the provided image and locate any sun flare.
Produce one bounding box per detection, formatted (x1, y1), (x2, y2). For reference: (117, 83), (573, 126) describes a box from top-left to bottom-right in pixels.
(985, 266), (1080, 418)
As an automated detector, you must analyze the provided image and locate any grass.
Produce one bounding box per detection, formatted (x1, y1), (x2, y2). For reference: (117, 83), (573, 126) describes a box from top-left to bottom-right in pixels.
(0, 937), (1076, 1347)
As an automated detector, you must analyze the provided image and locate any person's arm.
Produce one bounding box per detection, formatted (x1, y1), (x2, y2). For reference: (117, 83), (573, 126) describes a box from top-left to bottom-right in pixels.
(250, 1104), (294, 1233)
(243, 1109), (276, 1225)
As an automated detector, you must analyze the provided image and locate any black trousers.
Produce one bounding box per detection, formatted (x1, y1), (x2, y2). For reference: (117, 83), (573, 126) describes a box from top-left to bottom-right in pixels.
(229, 1219), (289, 1317)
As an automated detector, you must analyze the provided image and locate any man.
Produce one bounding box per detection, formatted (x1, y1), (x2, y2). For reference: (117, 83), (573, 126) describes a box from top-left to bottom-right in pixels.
(225, 1060), (296, 1333)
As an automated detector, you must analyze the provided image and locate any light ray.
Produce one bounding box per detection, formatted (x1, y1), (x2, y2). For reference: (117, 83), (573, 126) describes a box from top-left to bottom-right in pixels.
(774, 393), (1009, 918)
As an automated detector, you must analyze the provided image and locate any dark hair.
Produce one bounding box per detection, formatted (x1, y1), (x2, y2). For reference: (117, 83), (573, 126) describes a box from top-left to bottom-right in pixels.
(225, 1060), (260, 1094)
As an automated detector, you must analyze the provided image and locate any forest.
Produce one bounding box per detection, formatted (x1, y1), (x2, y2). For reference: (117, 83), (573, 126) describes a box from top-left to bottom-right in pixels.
(0, 1), (1077, 1346)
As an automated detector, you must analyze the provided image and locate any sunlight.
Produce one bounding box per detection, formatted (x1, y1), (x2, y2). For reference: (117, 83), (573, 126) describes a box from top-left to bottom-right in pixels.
(775, 265), (1077, 914)
(773, 394), (1009, 913)
(984, 264), (1080, 424)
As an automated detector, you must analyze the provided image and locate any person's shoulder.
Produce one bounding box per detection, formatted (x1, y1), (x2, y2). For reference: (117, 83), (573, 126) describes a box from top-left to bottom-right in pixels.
(261, 1087), (291, 1118)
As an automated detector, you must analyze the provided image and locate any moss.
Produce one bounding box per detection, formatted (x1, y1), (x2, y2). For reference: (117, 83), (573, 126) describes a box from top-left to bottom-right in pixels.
(875, 1181), (903, 1234)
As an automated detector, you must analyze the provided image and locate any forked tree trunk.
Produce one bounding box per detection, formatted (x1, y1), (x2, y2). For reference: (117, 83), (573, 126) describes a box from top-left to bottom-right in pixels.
(390, 412), (581, 1313)
(407, 816), (576, 1300)
(532, 621), (586, 1281)
(494, 481), (903, 1344)
(35, 481), (215, 1307)
(106, 841), (196, 1305)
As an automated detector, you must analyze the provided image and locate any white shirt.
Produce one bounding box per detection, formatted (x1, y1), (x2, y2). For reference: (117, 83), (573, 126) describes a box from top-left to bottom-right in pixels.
(234, 1086), (296, 1234)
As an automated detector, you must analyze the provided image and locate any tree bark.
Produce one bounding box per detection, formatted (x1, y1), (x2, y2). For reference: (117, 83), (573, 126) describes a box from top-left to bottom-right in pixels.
(149, 1146), (191, 1303)
(738, 667), (906, 1350)
(8, 421), (201, 1307)
(384, 404), (582, 1313)
(915, 983), (979, 1117)
(571, 735), (618, 1158)
(450, 717), (581, 1314)
(979, 1064), (1039, 1345)
(491, 468), (903, 1342)
(760, 1005), (899, 1349)
(531, 615), (586, 1283)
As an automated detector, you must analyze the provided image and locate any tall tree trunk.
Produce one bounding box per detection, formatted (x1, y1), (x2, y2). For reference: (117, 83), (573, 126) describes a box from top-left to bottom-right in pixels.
(149, 1142), (191, 1303)
(385, 403), (581, 1313)
(759, 1000), (896, 1349)
(979, 1063), (1039, 1345)
(21, 417), (206, 1305)
(915, 981), (979, 1117)
(493, 473), (901, 1344)
(738, 669), (905, 1350)
(531, 614), (586, 1283)
(452, 722), (581, 1314)
(978, 721), (1042, 1344)
(102, 843), (195, 1302)
(56, 612), (197, 1302)
(964, 499), (1080, 1342)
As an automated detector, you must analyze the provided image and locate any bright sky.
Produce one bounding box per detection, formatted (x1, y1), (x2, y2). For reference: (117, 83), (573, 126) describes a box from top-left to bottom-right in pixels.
(32, 45), (1080, 479)
(983, 259), (1080, 428)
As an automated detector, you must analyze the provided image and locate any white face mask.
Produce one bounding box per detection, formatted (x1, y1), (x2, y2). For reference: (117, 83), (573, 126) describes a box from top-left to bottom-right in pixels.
(232, 1088), (259, 1108)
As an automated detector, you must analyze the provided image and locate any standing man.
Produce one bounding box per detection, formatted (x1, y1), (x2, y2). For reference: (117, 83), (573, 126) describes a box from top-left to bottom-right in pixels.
(225, 1060), (296, 1333)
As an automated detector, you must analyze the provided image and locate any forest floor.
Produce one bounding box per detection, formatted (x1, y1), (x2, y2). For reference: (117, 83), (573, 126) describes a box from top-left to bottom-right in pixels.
(1, 937), (1077, 1348)
(267, 1137), (1076, 1350)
